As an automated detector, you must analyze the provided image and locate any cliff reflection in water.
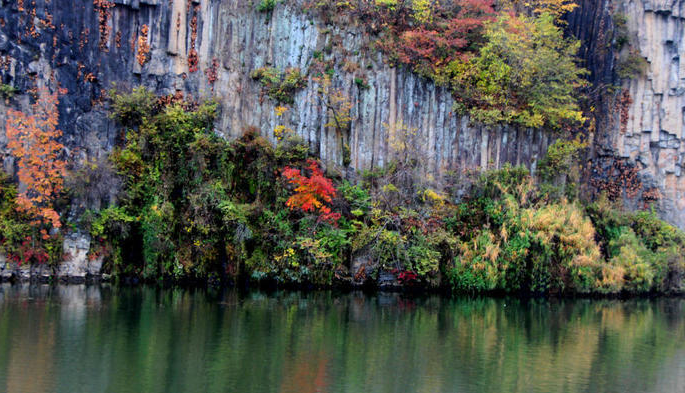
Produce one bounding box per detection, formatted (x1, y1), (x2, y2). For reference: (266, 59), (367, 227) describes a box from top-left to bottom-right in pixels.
(0, 284), (684, 393)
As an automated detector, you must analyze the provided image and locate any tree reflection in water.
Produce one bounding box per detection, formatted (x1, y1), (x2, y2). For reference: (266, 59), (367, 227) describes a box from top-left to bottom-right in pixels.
(0, 285), (683, 393)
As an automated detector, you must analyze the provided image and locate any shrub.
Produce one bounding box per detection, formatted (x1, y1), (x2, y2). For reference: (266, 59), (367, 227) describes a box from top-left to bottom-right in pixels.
(613, 13), (629, 49)
(109, 86), (157, 127)
(521, 201), (602, 293)
(251, 67), (307, 104)
(537, 137), (586, 199)
(587, 199), (685, 293)
(0, 83), (17, 100)
(604, 229), (654, 293)
(0, 172), (63, 266)
(282, 159), (340, 224)
(616, 50), (648, 79)
(257, 0), (276, 13)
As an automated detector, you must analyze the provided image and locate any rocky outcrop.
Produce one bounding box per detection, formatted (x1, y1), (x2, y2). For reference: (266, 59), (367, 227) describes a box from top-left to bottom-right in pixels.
(59, 233), (103, 282)
(0, 233), (102, 282)
(0, 0), (555, 275)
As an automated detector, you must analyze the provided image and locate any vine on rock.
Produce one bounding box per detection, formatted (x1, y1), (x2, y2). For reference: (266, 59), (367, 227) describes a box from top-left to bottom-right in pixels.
(136, 24), (150, 66)
(94, 0), (115, 51)
(591, 158), (642, 201)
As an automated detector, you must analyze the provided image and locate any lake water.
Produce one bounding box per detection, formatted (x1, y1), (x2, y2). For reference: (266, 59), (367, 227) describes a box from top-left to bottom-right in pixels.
(0, 285), (683, 393)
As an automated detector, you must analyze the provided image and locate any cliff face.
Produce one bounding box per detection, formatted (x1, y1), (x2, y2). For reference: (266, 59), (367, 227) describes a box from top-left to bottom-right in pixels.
(0, 0), (551, 180)
(567, 0), (685, 228)
(0, 0), (684, 234)
(612, 0), (685, 227)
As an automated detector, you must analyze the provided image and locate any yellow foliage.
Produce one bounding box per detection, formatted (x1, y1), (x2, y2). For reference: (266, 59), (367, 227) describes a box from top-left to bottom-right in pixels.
(318, 75), (353, 132)
(422, 189), (445, 207)
(411, 0), (432, 24)
(504, 0), (578, 20)
(522, 200), (601, 268)
(275, 105), (288, 116)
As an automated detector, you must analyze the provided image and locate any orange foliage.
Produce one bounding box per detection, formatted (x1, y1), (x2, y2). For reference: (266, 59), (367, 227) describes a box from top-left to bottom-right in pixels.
(137, 24), (150, 66)
(282, 159), (340, 224)
(94, 0), (115, 51)
(5, 87), (67, 228)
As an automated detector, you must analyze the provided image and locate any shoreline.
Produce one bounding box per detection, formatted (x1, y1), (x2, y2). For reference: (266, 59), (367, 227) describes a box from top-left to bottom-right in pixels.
(2, 274), (684, 299)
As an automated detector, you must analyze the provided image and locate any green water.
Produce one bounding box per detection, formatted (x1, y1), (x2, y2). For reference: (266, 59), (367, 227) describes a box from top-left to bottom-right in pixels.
(0, 285), (683, 393)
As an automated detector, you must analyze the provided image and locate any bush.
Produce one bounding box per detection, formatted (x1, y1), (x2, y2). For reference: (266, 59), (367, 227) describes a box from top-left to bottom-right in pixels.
(257, 0), (276, 13)
(588, 199), (685, 293)
(90, 88), (685, 293)
(0, 172), (63, 266)
(616, 50), (648, 79)
(613, 13), (629, 49)
(109, 86), (157, 127)
(0, 83), (17, 100)
(251, 67), (307, 104)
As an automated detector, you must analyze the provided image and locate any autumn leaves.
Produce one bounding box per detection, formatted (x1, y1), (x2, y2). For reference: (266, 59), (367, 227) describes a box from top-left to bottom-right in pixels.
(5, 87), (66, 229)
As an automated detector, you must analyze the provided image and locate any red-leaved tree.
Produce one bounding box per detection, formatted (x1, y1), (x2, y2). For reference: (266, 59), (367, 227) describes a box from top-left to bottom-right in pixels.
(385, 0), (496, 74)
(282, 159), (340, 225)
(6, 87), (67, 228)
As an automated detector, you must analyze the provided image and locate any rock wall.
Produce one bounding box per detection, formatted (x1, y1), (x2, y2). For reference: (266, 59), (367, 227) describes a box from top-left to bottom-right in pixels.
(0, 0), (551, 176)
(567, 0), (685, 228)
(613, 0), (685, 227)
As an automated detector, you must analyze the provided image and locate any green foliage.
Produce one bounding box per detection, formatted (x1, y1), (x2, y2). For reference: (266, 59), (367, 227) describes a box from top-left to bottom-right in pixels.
(109, 86), (157, 127)
(613, 13), (629, 49)
(0, 171), (63, 266)
(251, 67), (307, 104)
(616, 50), (648, 79)
(0, 83), (17, 100)
(90, 89), (685, 293)
(96, 89), (349, 284)
(587, 198), (685, 294)
(257, 0), (276, 13)
(538, 138), (586, 199)
(449, 12), (588, 129)
(446, 165), (601, 294)
(307, 1), (586, 130)
(538, 139), (584, 181)
(354, 77), (369, 90)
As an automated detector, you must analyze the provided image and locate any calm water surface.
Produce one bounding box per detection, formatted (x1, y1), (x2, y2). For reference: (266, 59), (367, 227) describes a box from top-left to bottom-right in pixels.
(0, 284), (684, 393)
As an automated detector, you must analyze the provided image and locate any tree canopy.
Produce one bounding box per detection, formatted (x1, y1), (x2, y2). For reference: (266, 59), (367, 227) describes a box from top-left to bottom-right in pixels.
(447, 12), (588, 128)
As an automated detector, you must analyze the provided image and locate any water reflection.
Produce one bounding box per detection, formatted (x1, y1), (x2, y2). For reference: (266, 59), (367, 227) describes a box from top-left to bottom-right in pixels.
(0, 284), (683, 393)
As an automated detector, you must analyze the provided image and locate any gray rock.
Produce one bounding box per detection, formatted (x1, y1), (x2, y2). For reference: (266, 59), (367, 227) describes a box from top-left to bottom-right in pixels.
(59, 233), (102, 280)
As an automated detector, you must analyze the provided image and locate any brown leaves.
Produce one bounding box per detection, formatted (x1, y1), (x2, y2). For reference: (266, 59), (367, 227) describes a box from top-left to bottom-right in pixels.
(94, 0), (115, 51)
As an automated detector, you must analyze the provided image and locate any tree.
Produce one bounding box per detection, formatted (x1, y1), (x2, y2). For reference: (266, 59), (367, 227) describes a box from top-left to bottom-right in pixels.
(390, 0), (496, 76)
(448, 12), (587, 129)
(282, 159), (340, 224)
(5, 87), (66, 228)
(502, 0), (578, 21)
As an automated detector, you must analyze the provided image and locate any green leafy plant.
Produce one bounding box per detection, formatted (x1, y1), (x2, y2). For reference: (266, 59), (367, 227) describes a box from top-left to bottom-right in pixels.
(448, 12), (588, 129)
(257, 0), (276, 13)
(251, 67), (307, 104)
